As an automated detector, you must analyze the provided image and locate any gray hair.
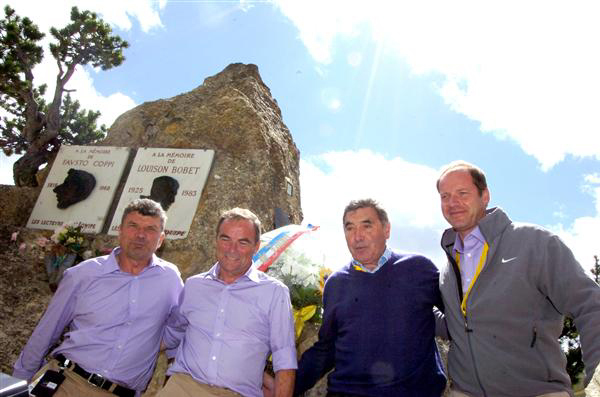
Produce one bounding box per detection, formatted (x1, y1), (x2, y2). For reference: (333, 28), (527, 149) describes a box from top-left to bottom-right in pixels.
(343, 198), (389, 225)
(216, 207), (262, 243)
(121, 198), (167, 231)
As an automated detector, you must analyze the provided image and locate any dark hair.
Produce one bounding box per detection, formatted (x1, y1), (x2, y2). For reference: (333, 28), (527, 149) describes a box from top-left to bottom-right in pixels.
(216, 208), (262, 243)
(343, 198), (389, 225)
(121, 198), (167, 231)
(437, 160), (488, 195)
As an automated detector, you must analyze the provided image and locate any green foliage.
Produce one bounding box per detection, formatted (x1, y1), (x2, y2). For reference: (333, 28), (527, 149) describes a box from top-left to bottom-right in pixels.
(0, 6), (44, 99)
(0, 5), (128, 185)
(49, 7), (128, 71)
(591, 255), (600, 284)
(59, 94), (107, 145)
(559, 255), (600, 386)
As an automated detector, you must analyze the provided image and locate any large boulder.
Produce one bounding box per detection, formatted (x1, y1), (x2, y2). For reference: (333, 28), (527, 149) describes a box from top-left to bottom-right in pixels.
(102, 63), (302, 278)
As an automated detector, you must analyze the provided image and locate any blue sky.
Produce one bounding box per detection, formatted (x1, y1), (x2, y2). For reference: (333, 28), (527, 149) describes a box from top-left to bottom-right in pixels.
(1, 0), (599, 269)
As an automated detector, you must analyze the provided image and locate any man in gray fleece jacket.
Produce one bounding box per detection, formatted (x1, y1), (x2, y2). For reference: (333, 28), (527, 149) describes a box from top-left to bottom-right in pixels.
(436, 160), (600, 397)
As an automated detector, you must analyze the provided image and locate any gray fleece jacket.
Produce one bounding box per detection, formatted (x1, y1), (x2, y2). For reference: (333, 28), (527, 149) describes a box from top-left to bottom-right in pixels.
(440, 207), (600, 397)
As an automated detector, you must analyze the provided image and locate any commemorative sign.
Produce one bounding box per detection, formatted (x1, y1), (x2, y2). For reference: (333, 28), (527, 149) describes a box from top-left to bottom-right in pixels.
(108, 148), (215, 239)
(27, 145), (130, 234)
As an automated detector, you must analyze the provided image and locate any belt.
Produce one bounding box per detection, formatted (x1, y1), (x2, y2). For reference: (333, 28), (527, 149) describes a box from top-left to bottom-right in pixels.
(54, 354), (136, 397)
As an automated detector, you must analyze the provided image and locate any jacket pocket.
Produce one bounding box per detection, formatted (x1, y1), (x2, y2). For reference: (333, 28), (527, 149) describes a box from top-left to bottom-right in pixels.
(531, 325), (552, 381)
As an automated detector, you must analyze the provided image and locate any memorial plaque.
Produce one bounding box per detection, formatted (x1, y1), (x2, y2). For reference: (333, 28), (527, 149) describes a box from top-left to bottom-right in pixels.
(108, 148), (215, 239)
(27, 145), (130, 234)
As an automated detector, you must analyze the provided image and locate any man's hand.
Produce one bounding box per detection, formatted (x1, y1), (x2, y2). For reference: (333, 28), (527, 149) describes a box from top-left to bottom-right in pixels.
(263, 372), (275, 397)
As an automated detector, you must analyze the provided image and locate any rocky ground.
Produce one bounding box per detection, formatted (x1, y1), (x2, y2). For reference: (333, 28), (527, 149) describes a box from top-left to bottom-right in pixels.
(0, 224), (52, 376)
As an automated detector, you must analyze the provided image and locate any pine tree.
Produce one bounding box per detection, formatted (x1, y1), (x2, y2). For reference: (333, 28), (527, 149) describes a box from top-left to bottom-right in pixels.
(0, 6), (128, 186)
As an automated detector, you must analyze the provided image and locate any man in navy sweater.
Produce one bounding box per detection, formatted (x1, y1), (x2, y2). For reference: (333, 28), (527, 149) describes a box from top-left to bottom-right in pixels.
(293, 198), (446, 397)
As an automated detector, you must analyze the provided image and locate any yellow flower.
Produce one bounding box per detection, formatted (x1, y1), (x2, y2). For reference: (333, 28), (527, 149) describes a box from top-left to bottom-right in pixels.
(293, 305), (317, 340)
(319, 267), (333, 294)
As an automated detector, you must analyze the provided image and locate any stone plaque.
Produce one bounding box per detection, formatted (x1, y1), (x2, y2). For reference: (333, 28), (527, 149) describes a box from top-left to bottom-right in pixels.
(108, 148), (215, 239)
(27, 145), (130, 233)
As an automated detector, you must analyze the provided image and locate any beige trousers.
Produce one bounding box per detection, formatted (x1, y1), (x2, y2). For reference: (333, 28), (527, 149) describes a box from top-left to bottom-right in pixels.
(449, 388), (570, 397)
(31, 360), (115, 397)
(156, 373), (243, 397)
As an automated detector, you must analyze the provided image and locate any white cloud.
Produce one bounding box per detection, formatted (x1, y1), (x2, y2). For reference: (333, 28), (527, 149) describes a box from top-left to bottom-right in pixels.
(300, 150), (449, 269)
(274, 0), (600, 170)
(347, 51), (362, 68)
(65, 67), (137, 128)
(550, 176), (600, 271)
(7, 0), (165, 33)
(0, 154), (17, 185)
(320, 88), (342, 112)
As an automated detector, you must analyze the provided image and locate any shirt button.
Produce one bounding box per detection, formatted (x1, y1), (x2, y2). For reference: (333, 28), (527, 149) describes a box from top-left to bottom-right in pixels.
(103, 370), (108, 374)
(118, 345), (123, 349)
(126, 321), (132, 325)
(220, 309), (224, 313)
(216, 333), (221, 337)
(131, 299), (136, 303)
(212, 356), (216, 360)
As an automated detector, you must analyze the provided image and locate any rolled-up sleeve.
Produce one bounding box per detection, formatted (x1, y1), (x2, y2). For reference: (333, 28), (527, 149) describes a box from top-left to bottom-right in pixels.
(269, 284), (297, 372)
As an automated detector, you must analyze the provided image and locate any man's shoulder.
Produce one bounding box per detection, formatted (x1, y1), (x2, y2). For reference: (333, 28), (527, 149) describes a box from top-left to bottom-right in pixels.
(253, 269), (290, 291)
(325, 263), (353, 285)
(152, 256), (182, 278)
(389, 250), (436, 268)
(64, 254), (112, 277)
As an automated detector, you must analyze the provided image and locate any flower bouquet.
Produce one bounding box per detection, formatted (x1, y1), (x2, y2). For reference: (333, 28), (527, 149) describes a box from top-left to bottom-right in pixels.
(253, 224), (332, 342)
(37, 222), (90, 290)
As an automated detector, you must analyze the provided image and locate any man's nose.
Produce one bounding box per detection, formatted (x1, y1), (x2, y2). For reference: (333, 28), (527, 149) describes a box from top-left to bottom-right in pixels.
(353, 228), (365, 241)
(448, 194), (460, 205)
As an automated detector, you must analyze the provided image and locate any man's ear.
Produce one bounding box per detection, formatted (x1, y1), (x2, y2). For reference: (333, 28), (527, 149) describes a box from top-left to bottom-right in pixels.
(483, 188), (491, 207)
(157, 232), (166, 249)
(253, 239), (261, 255)
(384, 222), (391, 239)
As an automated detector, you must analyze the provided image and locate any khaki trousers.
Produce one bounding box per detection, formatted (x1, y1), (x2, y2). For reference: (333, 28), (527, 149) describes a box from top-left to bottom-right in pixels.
(156, 373), (242, 397)
(449, 388), (570, 397)
(31, 360), (115, 397)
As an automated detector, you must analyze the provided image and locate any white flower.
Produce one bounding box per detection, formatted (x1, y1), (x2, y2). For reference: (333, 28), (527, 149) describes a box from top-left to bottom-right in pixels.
(82, 250), (93, 259)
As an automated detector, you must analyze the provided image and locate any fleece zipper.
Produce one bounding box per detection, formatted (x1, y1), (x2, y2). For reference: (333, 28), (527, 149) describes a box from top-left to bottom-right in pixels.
(447, 251), (488, 397)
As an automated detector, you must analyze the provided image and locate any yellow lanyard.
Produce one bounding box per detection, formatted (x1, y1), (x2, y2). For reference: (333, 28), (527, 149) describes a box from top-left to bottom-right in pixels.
(455, 242), (489, 317)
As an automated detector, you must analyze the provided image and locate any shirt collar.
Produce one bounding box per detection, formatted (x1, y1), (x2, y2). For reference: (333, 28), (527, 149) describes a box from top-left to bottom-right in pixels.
(352, 247), (392, 273)
(453, 226), (485, 254)
(205, 262), (261, 283)
(108, 247), (162, 274)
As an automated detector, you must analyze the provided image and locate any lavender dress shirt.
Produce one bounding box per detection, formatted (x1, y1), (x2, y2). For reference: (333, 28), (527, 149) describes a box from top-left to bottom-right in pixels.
(164, 263), (297, 397)
(453, 226), (486, 293)
(13, 248), (183, 393)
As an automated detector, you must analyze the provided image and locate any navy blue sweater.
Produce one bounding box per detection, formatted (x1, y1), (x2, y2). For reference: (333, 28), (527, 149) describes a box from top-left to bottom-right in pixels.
(294, 251), (446, 397)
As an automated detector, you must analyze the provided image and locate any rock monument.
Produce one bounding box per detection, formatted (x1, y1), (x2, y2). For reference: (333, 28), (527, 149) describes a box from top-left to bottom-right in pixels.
(102, 62), (302, 278)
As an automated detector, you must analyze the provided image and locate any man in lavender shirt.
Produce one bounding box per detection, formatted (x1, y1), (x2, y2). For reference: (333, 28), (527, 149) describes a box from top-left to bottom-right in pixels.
(159, 207), (296, 397)
(13, 199), (183, 397)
